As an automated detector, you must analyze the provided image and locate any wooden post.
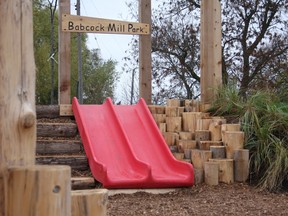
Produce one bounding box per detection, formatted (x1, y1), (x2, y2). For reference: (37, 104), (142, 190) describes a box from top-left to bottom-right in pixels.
(139, 0), (152, 104)
(58, 0), (71, 104)
(166, 117), (182, 132)
(199, 141), (222, 151)
(0, 0), (36, 214)
(223, 131), (245, 159)
(182, 112), (203, 132)
(7, 166), (71, 216)
(234, 149), (249, 182)
(210, 159), (234, 184)
(210, 146), (226, 159)
(72, 189), (108, 216)
(200, 0), (222, 104)
(204, 162), (219, 186)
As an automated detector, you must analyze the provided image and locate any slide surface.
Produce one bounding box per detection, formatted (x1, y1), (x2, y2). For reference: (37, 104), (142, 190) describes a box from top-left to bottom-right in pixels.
(72, 97), (194, 188)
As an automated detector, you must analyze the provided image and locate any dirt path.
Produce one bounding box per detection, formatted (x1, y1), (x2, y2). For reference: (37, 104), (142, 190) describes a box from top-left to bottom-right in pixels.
(107, 183), (288, 216)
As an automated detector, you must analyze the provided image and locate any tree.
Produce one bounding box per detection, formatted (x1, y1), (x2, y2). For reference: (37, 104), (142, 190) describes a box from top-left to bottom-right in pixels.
(125, 0), (287, 102)
(33, 1), (118, 104)
(83, 49), (118, 104)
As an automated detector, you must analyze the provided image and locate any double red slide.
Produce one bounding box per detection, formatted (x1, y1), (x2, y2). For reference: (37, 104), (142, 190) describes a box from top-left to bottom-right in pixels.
(72, 97), (194, 188)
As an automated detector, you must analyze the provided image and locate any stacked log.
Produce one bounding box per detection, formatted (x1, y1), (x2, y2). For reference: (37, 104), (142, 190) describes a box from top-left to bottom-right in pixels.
(149, 99), (250, 186)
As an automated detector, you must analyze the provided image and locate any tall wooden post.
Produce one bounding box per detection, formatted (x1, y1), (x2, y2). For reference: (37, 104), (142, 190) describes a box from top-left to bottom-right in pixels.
(0, 1), (36, 214)
(58, 0), (71, 104)
(200, 0), (222, 104)
(139, 0), (152, 104)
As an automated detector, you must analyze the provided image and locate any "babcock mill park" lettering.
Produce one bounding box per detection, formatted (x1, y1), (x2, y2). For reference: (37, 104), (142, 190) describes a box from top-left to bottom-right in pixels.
(68, 21), (145, 34)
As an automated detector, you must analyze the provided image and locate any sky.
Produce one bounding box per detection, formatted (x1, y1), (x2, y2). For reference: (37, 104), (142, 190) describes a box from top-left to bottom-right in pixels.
(70, 0), (136, 102)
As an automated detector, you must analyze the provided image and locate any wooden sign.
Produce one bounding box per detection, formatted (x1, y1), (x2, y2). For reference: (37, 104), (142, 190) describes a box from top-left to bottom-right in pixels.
(62, 14), (150, 35)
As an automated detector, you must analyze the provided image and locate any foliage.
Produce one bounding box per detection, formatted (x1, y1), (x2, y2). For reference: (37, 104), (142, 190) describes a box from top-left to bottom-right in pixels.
(210, 87), (288, 191)
(125, 0), (287, 102)
(33, 1), (117, 104)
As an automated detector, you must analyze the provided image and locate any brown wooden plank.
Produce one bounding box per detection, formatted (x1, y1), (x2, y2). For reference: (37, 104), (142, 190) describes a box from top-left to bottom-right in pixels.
(37, 123), (78, 137)
(36, 155), (88, 171)
(36, 140), (84, 155)
(71, 177), (96, 190)
(60, 104), (73, 116)
(139, 0), (152, 104)
(58, 0), (71, 104)
(36, 105), (60, 118)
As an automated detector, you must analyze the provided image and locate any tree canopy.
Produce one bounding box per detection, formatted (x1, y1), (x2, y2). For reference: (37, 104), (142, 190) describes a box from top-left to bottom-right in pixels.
(125, 0), (287, 103)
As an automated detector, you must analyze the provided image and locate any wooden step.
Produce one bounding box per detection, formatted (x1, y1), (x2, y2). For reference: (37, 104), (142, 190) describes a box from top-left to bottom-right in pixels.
(71, 177), (98, 190)
(36, 139), (84, 155)
(36, 155), (88, 171)
(37, 122), (78, 138)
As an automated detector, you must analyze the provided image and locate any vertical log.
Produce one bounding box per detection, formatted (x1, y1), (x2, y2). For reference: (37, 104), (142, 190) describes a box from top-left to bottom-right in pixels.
(58, 0), (71, 104)
(0, 0), (36, 214)
(139, 0), (152, 104)
(204, 162), (219, 186)
(200, 0), (222, 103)
(182, 112), (203, 132)
(72, 189), (108, 216)
(191, 150), (212, 169)
(7, 165), (71, 216)
(234, 149), (249, 182)
(199, 141), (222, 150)
(195, 130), (211, 147)
(162, 132), (179, 146)
(210, 146), (226, 159)
(166, 117), (182, 132)
(221, 124), (241, 143)
(209, 159), (234, 184)
(166, 99), (180, 107)
(179, 132), (194, 140)
(223, 131), (244, 159)
(196, 118), (212, 130)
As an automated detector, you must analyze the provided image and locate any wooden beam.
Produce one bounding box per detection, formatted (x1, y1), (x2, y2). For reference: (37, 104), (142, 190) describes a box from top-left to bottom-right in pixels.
(0, 0), (36, 214)
(58, 0), (71, 104)
(139, 0), (152, 104)
(200, 0), (222, 104)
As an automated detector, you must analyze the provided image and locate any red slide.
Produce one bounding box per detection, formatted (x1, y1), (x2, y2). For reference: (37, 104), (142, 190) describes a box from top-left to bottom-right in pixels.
(72, 97), (194, 188)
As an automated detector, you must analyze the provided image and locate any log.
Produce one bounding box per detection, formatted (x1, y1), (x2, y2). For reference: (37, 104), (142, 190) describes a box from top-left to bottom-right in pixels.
(166, 117), (182, 132)
(36, 140), (84, 155)
(36, 156), (89, 171)
(234, 149), (249, 182)
(196, 118), (212, 130)
(169, 145), (178, 153)
(221, 124), (241, 143)
(159, 123), (166, 133)
(199, 141), (222, 150)
(209, 159), (234, 184)
(37, 123), (78, 138)
(36, 105), (60, 119)
(179, 132), (194, 140)
(162, 132), (179, 146)
(71, 177), (96, 190)
(165, 107), (178, 117)
(204, 161), (219, 186)
(209, 120), (223, 141)
(184, 149), (192, 159)
(191, 150), (212, 169)
(173, 153), (185, 160)
(60, 104), (73, 116)
(72, 189), (108, 216)
(166, 99), (180, 107)
(152, 114), (166, 125)
(148, 105), (165, 114)
(223, 131), (244, 159)
(7, 165), (71, 216)
(195, 130), (211, 146)
(177, 140), (197, 153)
(210, 146), (226, 159)
(182, 112), (203, 132)
(194, 168), (204, 185)
(1, 0), (36, 213)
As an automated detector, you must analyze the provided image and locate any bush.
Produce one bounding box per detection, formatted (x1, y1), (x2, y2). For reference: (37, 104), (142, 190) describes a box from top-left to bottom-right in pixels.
(209, 87), (288, 191)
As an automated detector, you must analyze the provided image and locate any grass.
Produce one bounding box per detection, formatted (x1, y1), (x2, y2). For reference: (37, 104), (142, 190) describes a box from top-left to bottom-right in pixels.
(209, 86), (288, 191)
